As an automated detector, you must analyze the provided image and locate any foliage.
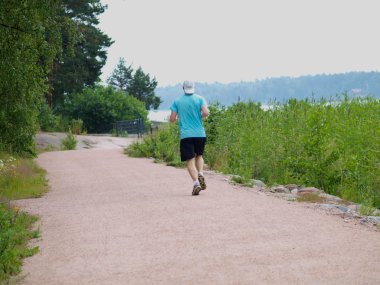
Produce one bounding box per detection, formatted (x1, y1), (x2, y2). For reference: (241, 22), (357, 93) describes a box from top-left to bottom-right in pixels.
(50, 0), (113, 108)
(60, 130), (78, 150)
(204, 96), (380, 208)
(126, 123), (183, 166)
(108, 58), (161, 110)
(127, 96), (380, 208)
(0, 204), (39, 284)
(107, 58), (133, 92)
(0, 154), (48, 200)
(63, 86), (148, 133)
(70, 119), (84, 135)
(0, 0), (63, 154)
(38, 100), (60, 132)
(0, 152), (46, 283)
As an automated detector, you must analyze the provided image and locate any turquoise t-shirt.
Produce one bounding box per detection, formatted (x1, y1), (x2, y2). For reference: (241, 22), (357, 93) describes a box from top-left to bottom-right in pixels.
(170, 93), (207, 139)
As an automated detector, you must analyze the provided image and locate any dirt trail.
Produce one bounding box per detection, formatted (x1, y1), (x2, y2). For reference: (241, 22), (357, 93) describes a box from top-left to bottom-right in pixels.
(16, 140), (380, 285)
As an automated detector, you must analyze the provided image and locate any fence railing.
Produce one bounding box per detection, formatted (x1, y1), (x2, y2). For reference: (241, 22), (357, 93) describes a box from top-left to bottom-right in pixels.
(114, 118), (144, 138)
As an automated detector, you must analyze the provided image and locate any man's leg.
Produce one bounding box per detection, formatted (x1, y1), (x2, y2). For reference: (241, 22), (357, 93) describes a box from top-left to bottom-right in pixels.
(187, 158), (201, 195)
(186, 158), (198, 181)
(195, 155), (207, 190)
(195, 155), (204, 173)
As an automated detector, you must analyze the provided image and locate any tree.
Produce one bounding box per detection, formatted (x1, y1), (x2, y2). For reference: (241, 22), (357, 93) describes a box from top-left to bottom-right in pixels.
(107, 58), (133, 92)
(0, 0), (63, 154)
(107, 58), (161, 110)
(63, 86), (148, 133)
(129, 67), (161, 110)
(50, 0), (113, 108)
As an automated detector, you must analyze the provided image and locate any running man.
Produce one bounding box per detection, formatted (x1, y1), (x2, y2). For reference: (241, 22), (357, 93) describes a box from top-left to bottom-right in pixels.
(169, 80), (209, 195)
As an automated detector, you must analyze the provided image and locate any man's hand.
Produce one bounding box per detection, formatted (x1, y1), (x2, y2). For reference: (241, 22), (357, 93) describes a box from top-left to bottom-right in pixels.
(201, 105), (209, 118)
(169, 111), (177, 123)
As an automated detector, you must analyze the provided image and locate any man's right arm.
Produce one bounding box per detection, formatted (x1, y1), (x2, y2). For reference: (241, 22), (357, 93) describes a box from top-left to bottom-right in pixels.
(201, 104), (209, 118)
(169, 111), (177, 123)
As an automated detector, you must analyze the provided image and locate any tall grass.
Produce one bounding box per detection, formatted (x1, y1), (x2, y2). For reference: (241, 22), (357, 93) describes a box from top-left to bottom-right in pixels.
(205, 96), (380, 208)
(0, 153), (46, 283)
(127, 95), (380, 208)
(0, 155), (48, 200)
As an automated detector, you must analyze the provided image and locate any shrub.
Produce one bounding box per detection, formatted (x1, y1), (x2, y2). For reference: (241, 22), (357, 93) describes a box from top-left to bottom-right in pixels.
(61, 130), (77, 150)
(70, 119), (84, 135)
(63, 86), (148, 133)
(126, 123), (183, 166)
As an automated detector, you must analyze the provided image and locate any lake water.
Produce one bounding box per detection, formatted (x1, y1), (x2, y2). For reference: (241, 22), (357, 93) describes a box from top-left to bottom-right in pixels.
(148, 104), (271, 122)
(148, 110), (171, 122)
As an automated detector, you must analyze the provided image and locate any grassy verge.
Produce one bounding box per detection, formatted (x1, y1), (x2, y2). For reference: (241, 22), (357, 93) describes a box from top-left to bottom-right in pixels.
(126, 95), (380, 209)
(0, 152), (47, 284)
(0, 155), (48, 200)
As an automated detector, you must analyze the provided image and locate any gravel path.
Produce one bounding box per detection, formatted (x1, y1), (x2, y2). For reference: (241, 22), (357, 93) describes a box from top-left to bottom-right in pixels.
(16, 141), (380, 284)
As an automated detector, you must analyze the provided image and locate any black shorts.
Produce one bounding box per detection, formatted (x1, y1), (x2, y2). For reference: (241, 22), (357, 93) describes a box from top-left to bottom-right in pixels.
(180, 137), (207, 161)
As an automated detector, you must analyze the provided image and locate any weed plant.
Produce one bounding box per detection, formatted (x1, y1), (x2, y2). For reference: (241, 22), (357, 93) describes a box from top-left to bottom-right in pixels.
(127, 95), (380, 208)
(60, 129), (78, 150)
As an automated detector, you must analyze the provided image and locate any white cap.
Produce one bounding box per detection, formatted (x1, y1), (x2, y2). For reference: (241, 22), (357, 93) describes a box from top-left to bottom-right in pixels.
(183, 80), (195, 94)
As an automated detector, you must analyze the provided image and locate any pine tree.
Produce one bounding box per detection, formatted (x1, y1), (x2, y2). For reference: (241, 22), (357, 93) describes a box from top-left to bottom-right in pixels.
(108, 59), (161, 110)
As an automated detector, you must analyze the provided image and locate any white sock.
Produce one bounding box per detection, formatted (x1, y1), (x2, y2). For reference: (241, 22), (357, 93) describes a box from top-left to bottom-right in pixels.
(198, 172), (204, 177)
(193, 180), (200, 187)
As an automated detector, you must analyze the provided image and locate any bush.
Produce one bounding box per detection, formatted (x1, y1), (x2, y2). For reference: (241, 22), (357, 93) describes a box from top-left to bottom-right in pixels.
(70, 119), (84, 135)
(38, 101), (59, 132)
(126, 123), (183, 166)
(61, 130), (77, 150)
(63, 86), (149, 133)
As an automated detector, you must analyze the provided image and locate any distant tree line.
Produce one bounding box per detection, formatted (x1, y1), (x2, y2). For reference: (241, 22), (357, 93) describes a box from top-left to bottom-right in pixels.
(156, 72), (380, 109)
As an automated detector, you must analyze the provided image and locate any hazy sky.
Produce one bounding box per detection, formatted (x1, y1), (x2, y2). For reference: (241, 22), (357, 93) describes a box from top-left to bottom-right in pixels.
(98, 0), (380, 87)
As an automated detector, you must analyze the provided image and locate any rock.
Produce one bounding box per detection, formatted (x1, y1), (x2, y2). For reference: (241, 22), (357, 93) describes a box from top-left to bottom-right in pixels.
(347, 204), (359, 212)
(298, 187), (321, 194)
(320, 204), (350, 213)
(366, 216), (380, 224)
(277, 193), (298, 201)
(271, 185), (290, 193)
(372, 209), (380, 216)
(319, 193), (343, 204)
(251, 179), (267, 188)
(291, 188), (298, 194)
(285, 184), (298, 190)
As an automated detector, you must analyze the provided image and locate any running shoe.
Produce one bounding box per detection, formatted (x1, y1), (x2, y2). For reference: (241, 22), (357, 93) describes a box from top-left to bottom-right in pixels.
(198, 174), (207, 190)
(192, 184), (201, 196)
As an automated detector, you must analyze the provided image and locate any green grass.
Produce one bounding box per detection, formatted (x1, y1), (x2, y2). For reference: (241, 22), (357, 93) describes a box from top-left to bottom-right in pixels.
(0, 156), (48, 200)
(126, 123), (181, 164)
(0, 204), (40, 284)
(0, 152), (47, 284)
(37, 144), (58, 154)
(126, 95), (380, 209)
